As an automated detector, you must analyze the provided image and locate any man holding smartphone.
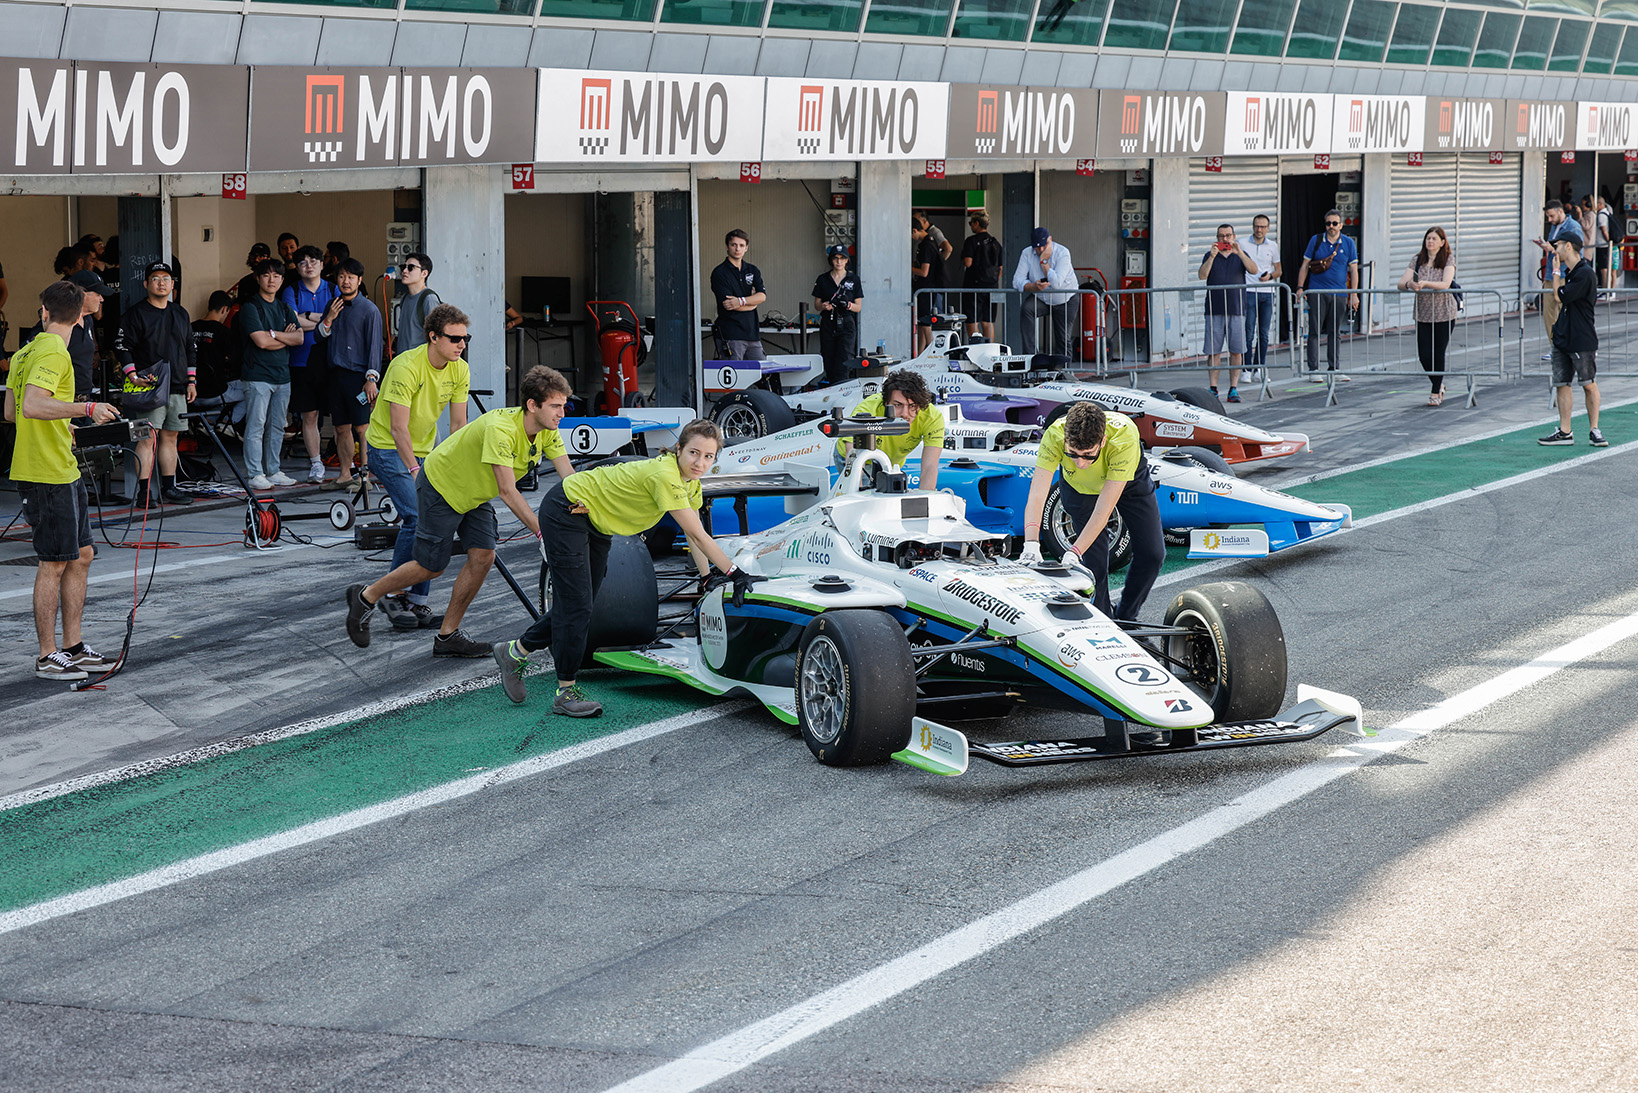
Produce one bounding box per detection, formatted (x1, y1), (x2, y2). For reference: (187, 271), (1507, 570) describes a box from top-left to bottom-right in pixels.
(1198, 224), (1257, 403)
(279, 245), (337, 484)
(317, 258), (383, 492)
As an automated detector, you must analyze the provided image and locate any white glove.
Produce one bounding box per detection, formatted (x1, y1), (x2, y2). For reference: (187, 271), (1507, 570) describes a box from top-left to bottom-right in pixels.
(1062, 548), (1083, 571)
(1018, 542), (1043, 566)
(537, 532), (549, 564)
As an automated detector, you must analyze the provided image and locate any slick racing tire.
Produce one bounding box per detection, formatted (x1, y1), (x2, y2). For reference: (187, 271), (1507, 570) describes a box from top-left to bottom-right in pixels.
(538, 534), (659, 668)
(1169, 386), (1227, 416)
(1042, 480), (1131, 573)
(1162, 581), (1287, 722)
(710, 389), (796, 447)
(796, 610), (915, 766)
(1159, 446), (1235, 476)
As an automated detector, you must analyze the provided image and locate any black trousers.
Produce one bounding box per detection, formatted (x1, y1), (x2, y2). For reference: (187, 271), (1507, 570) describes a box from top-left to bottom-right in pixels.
(819, 316), (857, 384)
(1305, 292), (1344, 371)
(1416, 320), (1453, 393)
(1058, 462), (1165, 621)
(518, 484), (611, 679)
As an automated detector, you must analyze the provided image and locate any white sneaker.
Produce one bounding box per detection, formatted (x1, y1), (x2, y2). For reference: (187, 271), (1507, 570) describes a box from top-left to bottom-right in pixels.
(307, 463), (327, 484)
(269, 472), (297, 486)
(1239, 370), (1253, 383)
(1540, 352), (1554, 361)
(248, 474), (273, 490)
(1308, 373), (1326, 383)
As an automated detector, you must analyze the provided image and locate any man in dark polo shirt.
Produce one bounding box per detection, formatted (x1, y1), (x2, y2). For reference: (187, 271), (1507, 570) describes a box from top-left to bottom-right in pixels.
(710, 229), (767, 361)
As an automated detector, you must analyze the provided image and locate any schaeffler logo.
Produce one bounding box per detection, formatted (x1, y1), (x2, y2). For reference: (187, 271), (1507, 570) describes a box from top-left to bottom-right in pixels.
(1242, 96), (1260, 150)
(975, 90), (998, 154)
(1119, 94), (1140, 153)
(579, 78), (611, 154)
(304, 75), (343, 163)
(798, 84), (823, 154)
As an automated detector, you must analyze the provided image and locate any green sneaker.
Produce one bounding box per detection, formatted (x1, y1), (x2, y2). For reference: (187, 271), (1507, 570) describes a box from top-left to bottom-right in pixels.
(494, 640), (528, 704)
(552, 682), (603, 718)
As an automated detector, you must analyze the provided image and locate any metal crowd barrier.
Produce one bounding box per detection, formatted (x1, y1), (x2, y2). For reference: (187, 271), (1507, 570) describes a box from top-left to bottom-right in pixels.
(910, 285), (1115, 373)
(1289, 286), (1508, 408)
(1517, 283), (1638, 390)
(1088, 282), (1300, 400)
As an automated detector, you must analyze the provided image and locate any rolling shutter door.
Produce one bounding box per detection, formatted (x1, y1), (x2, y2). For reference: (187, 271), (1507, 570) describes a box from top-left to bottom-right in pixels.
(1456, 152), (1523, 313)
(1184, 157), (1280, 354)
(1389, 153), (1458, 293)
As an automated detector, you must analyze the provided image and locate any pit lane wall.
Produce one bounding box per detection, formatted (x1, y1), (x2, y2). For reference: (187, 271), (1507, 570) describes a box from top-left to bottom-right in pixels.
(0, 61), (1619, 393)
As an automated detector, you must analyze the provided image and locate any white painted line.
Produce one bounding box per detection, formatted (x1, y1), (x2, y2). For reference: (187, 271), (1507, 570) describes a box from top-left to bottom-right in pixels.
(596, 610), (1638, 1093)
(1152, 435), (1638, 591)
(0, 544), (314, 601)
(0, 700), (750, 937)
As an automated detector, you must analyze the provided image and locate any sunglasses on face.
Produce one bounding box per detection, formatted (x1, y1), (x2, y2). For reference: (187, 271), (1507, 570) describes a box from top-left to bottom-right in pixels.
(1067, 446), (1101, 460)
(402, 264), (422, 272)
(438, 332), (470, 345)
(1326, 220), (1341, 227)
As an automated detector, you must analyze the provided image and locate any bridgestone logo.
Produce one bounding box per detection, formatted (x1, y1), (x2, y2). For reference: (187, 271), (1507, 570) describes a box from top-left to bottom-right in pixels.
(942, 579), (1023, 624)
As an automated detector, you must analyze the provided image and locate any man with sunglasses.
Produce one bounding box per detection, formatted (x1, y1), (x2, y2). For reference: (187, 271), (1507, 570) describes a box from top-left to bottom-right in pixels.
(1017, 402), (1164, 625)
(360, 304), (475, 633)
(1296, 209), (1359, 381)
(395, 251), (440, 354)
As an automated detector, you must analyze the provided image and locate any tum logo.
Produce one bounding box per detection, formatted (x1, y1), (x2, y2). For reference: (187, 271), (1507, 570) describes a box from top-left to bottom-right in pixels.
(304, 76), (344, 163)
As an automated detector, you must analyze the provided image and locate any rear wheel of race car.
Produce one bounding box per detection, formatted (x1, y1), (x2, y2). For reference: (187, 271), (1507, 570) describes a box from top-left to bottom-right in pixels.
(1169, 386), (1227, 416)
(1159, 446), (1235, 476)
(1042, 480), (1131, 573)
(537, 534), (659, 668)
(1162, 581), (1286, 721)
(796, 610), (915, 766)
(711, 389), (796, 447)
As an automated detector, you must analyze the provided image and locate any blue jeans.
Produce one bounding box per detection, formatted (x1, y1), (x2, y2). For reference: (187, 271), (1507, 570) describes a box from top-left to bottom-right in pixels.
(367, 444), (430, 603)
(1244, 291), (1274, 373)
(241, 381), (290, 479)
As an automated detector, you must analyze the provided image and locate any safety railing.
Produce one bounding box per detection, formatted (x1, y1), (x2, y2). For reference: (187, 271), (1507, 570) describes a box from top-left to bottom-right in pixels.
(1518, 283), (1638, 386)
(1288, 286), (1509, 408)
(910, 285), (1116, 374)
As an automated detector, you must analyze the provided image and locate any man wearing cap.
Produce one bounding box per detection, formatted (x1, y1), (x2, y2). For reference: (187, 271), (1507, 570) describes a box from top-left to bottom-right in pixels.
(1011, 227), (1078, 356)
(812, 245), (863, 384)
(65, 269), (115, 399)
(114, 261), (197, 507)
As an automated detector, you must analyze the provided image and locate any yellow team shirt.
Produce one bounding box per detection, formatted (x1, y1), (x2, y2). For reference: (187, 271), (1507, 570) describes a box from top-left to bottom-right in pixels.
(423, 406), (564, 513)
(6, 333), (80, 485)
(1036, 412), (1142, 495)
(840, 393), (946, 468)
(365, 344), (470, 458)
(563, 453), (703, 537)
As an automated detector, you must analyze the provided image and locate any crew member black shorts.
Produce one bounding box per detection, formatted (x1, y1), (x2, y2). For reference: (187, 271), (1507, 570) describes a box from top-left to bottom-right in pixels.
(915, 290), (936, 326)
(412, 472), (498, 573)
(959, 291), (999, 323)
(328, 368), (372, 427)
(19, 478), (93, 562)
(287, 361), (327, 418)
(1551, 347), (1596, 386)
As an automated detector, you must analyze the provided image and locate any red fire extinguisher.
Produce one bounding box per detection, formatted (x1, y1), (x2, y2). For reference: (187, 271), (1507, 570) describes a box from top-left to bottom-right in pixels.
(585, 300), (647, 415)
(1078, 267), (1108, 361)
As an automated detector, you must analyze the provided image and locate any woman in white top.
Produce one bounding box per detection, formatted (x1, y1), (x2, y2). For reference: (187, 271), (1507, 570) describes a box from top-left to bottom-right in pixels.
(1397, 226), (1457, 406)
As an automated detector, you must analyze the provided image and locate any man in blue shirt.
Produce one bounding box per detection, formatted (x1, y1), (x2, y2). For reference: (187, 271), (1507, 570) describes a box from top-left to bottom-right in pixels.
(1011, 227), (1078, 357)
(1533, 199), (1585, 360)
(1296, 209), (1360, 380)
(280, 246), (338, 483)
(316, 258), (384, 492)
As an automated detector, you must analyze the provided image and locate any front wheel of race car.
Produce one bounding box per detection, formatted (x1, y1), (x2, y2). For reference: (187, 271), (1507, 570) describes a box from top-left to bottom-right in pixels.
(710, 389), (796, 447)
(1042, 481), (1131, 573)
(1169, 386), (1227, 416)
(1162, 581), (1286, 722)
(796, 610), (915, 766)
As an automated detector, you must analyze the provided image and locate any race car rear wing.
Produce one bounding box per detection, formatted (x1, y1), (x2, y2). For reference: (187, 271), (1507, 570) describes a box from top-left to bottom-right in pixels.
(699, 469), (827, 536)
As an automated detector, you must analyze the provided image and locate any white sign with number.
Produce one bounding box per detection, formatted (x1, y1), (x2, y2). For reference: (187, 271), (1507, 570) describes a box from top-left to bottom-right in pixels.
(561, 418), (634, 456)
(704, 363), (763, 392)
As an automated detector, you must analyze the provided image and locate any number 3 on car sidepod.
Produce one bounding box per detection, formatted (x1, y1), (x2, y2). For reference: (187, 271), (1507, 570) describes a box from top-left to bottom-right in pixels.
(571, 424), (597, 453)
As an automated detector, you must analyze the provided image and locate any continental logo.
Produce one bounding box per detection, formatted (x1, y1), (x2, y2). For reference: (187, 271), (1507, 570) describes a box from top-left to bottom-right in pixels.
(759, 444), (822, 466)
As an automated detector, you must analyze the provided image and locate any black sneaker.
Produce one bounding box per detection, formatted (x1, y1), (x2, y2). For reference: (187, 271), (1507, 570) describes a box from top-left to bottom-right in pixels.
(407, 602), (444, 630)
(494, 640), (529, 704)
(36, 651), (87, 681)
(161, 487), (194, 505)
(381, 595), (416, 631)
(552, 682), (603, 718)
(1538, 428), (1575, 446)
(344, 583), (376, 648)
(433, 629), (492, 658)
(1590, 428), (1609, 448)
(64, 643), (113, 669)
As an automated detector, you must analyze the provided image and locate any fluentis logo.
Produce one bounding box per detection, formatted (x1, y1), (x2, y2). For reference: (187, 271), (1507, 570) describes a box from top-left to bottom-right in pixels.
(975, 89), (997, 153)
(1243, 96), (1260, 150)
(304, 75), (343, 163)
(579, 78), (611, 154)
(797, 84), (823, 153)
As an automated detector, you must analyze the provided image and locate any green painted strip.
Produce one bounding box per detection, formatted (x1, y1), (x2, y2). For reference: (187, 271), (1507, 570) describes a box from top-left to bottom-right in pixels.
(0, 673), (722, 914)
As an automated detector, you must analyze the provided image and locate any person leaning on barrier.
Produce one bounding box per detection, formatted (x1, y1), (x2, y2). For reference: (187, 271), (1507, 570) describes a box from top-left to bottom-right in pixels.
(492, 419), (747, 719)
(836, 368), (944, 492)
(344, 364), (577, 658)
(1012, 227), (1077, 357)
(1397, 226), (1457, 407)
(1539, 236), (1606, 448)
(812, 244), (862, 384)
(1017, 402), (1164, 624)
(1296, 210), (1359, 380)
(3, 279), (120, 681)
